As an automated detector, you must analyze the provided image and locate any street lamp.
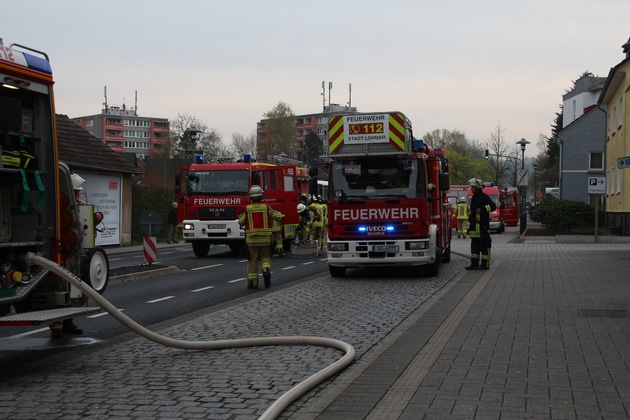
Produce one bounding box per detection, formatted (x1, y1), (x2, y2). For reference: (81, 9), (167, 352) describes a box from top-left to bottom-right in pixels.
(516, 138), (530, 234)
(533, 162), (538, 207)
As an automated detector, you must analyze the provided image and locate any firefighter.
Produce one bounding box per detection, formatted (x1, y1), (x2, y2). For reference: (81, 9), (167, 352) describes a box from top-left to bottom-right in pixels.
(271, 211), (285, 256)
(309, 196), (324, 251)
(465, 178), (496, 270)
(318, 195), (328, 250)
(455, 196), (470, 239)
(296, 203), (314, 241)
(238, 185), (283, 289)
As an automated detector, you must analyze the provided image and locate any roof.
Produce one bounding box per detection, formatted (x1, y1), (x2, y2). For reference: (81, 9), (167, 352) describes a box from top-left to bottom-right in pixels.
(56, 114), (140, 174)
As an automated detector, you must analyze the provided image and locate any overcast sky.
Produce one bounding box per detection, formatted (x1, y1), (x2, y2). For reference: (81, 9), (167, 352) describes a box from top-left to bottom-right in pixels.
(4, 0), (628, 157)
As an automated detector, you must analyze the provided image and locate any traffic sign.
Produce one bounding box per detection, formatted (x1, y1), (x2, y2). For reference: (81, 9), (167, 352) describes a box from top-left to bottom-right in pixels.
(618, 156), (630, 169)
(587, 177), (605, 194)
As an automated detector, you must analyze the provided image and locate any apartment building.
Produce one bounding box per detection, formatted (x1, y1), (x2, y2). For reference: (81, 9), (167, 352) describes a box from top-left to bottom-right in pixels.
(71, 103), (170, 160)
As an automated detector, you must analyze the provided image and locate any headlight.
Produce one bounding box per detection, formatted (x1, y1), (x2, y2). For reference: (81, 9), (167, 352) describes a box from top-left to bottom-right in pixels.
(406, 242), (427, 250)
(328, 243), (348, 251)
(183, 223), (194, 230)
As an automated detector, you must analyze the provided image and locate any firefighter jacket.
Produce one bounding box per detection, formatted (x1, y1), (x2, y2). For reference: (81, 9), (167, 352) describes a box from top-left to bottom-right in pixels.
(455, 202), (470, 220)
(310, 202), (323, 228)
(468, 189), (496, 238)
(238, 202), (283, 246)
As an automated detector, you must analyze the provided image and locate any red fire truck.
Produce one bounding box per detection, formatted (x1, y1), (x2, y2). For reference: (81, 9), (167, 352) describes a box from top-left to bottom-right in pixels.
(449, 183), (519, 233)
(325, 112), (452, 277)
(175, 155), (307, 257)
(0, 39), (108, 327)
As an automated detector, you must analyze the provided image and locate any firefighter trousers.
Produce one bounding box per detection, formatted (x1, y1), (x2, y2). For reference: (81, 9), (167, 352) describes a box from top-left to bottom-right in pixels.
(470, 236), (491, 267)
(246, 243), (271, 287)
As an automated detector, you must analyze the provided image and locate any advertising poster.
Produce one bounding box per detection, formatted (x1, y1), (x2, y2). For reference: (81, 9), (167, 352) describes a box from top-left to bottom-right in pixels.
(79, 172), (122, 246)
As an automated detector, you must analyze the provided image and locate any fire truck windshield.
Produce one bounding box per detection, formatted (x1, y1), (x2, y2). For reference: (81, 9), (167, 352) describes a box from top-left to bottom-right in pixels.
(331, 158), (425, 199)
(188, 170), (250, 195)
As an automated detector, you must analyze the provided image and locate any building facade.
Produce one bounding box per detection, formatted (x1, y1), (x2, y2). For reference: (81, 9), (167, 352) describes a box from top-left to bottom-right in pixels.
(71, 104), (170, 160)
(557, 74), (607, 205)
(600, 38), (630, 234)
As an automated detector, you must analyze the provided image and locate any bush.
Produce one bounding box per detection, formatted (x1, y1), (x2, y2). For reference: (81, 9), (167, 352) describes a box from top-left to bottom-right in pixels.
(531, 196), (596, 233)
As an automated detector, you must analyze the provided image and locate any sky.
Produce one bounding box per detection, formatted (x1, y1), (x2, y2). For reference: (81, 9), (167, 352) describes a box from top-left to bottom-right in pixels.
(4, 0), (629, 158)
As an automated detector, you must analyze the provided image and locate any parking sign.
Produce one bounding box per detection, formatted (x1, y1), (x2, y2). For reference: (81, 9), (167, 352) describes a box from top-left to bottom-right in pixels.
(587, 177), (605, 194)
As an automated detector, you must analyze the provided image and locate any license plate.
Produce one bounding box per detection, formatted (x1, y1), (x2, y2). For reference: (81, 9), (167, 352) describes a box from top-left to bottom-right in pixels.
(371, 245), (398, 252)
(208, 224), (226, 229)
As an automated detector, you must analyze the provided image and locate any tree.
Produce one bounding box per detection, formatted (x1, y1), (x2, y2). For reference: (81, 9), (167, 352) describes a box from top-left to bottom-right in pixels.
(263, 102), (295, 155)
(303, 132), (323, 165)
(485, 124), (515, 186)
(230, 132), (257, 159)
(167, 113), (224, 161)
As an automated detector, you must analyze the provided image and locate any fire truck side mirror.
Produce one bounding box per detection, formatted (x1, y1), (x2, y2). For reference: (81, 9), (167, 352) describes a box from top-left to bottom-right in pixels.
(438, 173), (450, 191)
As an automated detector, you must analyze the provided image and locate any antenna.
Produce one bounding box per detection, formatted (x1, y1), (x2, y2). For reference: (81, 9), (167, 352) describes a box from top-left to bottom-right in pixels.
(135, 90), (138, 116)
(348, 83), (352, 108)
(328, 82), (333, 106)
(321, 81), (325, 111)
(103, 86), (108, 113)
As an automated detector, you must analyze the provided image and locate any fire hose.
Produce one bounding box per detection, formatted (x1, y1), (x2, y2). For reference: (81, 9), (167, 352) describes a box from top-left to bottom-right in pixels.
(25, 252), (355, 420)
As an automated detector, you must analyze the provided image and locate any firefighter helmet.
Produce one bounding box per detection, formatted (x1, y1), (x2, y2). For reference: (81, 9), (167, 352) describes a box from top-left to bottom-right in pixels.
(71, 173), (86, 191)
(249, 185), (264, 200)
(297, 203), (307, 213)
(460, 196), (466, 203)
(468, 178), (482, 188)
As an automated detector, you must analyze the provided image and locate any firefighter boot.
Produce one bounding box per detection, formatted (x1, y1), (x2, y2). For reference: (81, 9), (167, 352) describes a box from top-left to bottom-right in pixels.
(263, 269), (271, 288)
(464, 259), (479, 270)
(476, 260), (489, 270)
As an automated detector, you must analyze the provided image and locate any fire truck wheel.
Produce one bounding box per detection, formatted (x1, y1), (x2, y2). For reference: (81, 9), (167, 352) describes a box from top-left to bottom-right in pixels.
(426, 246), (441, 277)
(329, 265), (346, 277)
(83, 247), (109, 294)
(229, 243), (244, 257)
(193, 242), (210, 257)
(442, 245), (451, 263)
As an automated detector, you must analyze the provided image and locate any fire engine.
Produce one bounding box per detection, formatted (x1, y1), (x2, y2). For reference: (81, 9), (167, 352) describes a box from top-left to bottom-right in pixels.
(0, 39), (108, 327)
(176, 155), (308, 257)
(325, 112), (452, 277)
(449, 183), (519, 232)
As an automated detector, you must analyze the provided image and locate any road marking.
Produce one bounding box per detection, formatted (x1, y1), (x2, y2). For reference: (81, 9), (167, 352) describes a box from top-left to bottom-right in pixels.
(9, 327), (49, 338)
(191, 264), (223, 271)
(282, 266), (296, 270)
(146, 296), (175, 304)
(228, 277), (247, 283)
(88, 310), (124, 318)
(302, 261), (314, 265)
(238, 259), (248, 263)
(191, 286), (215, 292)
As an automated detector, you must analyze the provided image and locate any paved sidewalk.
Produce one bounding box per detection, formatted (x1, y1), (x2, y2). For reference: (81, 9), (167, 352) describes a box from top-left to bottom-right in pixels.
(3, 230), (630, 419)
(295, 231), (630, 419)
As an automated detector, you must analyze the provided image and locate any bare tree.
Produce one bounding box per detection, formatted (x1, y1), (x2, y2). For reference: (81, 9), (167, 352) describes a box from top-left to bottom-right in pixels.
(230, 132), (257, 159)
(168, 113), (224, 161)
(485, 124), (515, 186)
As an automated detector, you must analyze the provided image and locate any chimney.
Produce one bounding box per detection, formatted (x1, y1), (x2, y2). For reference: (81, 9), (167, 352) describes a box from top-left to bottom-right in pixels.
(623, 36), (630, 59)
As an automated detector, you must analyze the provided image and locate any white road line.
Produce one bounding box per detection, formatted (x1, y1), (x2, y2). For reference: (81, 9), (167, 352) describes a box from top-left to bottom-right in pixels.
(9, 327), (49, 338)
(147, 296), (175, 304)
(302, 261), (314, 265)
(191, 286), (215, 292)
(191, 264), (223, 271)
(238, 259), (248, 263)
(281, 266), (296, 270)
(88, 310), (124, 319)
(228, 277), (247, 283)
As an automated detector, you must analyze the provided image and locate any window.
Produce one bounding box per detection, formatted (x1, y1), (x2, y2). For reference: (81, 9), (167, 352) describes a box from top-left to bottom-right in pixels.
(589, 152), (603, 171)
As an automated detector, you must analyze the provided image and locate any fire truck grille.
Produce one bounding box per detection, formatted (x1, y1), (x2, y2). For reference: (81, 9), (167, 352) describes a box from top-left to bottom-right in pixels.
(199, 207), (238, 218)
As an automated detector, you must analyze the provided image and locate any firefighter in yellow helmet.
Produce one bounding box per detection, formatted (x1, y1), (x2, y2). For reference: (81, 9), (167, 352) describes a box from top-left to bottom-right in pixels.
(455, 196), (470, 239)
(308, 196), (324, 251)
(318, 194), (328, 250)
(465, 178), (496, 270)
(238, 185), (283, 288)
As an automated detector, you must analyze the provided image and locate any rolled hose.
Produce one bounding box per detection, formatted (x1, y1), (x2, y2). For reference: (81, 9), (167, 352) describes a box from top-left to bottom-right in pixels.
(25, 252), (355, 420)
